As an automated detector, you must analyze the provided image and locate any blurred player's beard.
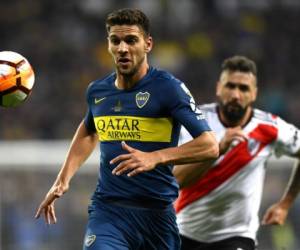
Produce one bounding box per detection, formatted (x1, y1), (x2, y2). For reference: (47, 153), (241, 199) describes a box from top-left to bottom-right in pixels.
(117, 55), (145, 77)
(218, 100), (248, 124)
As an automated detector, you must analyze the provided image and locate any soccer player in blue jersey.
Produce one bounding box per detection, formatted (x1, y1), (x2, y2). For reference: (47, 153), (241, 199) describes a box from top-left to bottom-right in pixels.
(35, 8), (219, 250)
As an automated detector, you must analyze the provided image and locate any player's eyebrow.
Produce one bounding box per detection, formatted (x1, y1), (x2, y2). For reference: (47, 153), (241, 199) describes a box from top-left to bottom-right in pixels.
(109, 34), (139, 39)
(225, 82), (250, 91)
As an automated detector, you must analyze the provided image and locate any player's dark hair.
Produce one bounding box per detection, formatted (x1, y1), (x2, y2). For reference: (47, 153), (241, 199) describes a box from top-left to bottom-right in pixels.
(221, 55), (257, 76)
(106, 8), (150, 37)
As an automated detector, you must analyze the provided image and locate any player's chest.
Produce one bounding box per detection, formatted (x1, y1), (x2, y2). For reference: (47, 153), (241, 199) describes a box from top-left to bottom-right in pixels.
(90, 90), (162, 116)
(89, 89), (172, 142)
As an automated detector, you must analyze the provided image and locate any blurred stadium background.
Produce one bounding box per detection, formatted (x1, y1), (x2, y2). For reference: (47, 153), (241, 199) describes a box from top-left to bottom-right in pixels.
(1, 0), (300, 249)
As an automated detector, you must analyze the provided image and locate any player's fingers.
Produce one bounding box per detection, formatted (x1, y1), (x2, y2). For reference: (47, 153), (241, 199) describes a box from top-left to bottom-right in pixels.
(110, 153), (131, 165)
(262, 211), (283, 225)
(240, 133), (248, 141)
(35, 192), (58, 219)
(43, 206), (51, 225)
(35, 205), (43, 219)
(261, 212), (272, 225)
(233, 135), (247, 143)
(35, 199), (49, 219)
(121, 141), (136, 153)
(112, 160), (138, 175)
(230, 130), (248, 140)
(263, 217), (280, 225)
(113, 160), (137, 175)
(49, 205), (57, 224)
(268, 215), (284, 225)
(127, 167), (146, 177)
(227, 126), (246, 135)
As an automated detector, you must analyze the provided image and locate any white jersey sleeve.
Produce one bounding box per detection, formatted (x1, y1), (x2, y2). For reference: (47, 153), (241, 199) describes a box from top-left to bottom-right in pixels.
(274, 116), (300, 157)
(178, 104), (210, 146)
(178, 126), (193, 146)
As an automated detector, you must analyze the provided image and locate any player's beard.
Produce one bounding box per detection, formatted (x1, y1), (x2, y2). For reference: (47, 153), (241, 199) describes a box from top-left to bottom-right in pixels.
(117, 55), (145, 77)
(218, 100), (249, 124)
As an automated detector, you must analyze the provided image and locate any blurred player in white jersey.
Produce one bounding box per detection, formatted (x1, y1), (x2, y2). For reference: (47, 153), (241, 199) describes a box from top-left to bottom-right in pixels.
(173, 55), (300, 250)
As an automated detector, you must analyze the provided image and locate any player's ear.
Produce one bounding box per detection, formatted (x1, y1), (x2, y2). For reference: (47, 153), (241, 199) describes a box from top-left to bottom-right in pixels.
(216, 81), (221, 97)
(107, 37), (112, 54)
(250, 77), (258, 102)
(252, 85), (258, 102)
(145, 36), (153, 53)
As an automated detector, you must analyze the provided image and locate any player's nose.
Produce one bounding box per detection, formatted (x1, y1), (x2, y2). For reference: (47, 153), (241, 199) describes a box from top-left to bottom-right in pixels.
(230, 88), (241, 100)
(118, 41), (129, 53)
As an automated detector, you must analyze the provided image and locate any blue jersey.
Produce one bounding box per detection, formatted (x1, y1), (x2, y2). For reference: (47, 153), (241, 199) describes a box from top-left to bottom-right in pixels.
(84, 66), (210, 208)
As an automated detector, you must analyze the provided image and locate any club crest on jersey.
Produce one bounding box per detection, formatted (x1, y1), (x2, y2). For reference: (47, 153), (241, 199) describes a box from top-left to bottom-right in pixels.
(247, 138), (260, 156)
(85, 234), (96, 247)
(136, 92), (150, 108)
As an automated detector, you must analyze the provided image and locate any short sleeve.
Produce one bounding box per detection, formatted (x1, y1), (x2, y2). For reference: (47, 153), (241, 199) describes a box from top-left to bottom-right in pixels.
(83, 83), (96, 133)
(84, 107), (96, 133)
(274, 117), (300, 157)
(161, 79), (211, 138)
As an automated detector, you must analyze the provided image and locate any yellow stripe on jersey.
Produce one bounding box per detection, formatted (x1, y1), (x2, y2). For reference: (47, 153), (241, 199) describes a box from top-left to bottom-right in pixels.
(94, 116), (173, 142)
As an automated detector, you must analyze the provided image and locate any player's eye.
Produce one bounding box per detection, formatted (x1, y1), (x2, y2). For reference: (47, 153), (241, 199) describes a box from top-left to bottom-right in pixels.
(225, 82), (250, 92)
(124, 36), (138, 45)
(238, 85), (250, 92)
(225, 82), (236, 90)
(110, 37), (120, 45)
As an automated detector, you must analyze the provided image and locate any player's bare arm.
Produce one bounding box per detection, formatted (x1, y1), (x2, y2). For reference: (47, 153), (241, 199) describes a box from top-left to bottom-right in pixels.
(173, 126), (247, 188)
(262, 150), (300, 225)
(35, 120), (98, 224)
(173, 161), (212, 189)
(111, 131), (219, 177)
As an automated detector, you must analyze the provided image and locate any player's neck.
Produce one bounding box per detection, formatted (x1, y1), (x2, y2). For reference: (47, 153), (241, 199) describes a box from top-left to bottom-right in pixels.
(115, 62), (149, 90)
(219, 107), (253, 128)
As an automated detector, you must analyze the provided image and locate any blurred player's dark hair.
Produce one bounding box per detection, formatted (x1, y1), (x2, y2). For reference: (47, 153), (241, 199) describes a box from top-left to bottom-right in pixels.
(222, 55), (257, 76)
(106, 8), (150, 37)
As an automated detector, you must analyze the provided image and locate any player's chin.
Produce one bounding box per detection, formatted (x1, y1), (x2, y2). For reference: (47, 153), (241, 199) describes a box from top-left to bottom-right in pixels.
(117, 66), (135, 76)
(226, 102), (243, 110)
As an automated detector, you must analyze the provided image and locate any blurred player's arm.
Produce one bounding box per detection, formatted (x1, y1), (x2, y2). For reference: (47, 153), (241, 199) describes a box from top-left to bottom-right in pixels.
(262, 150), (300, 226)
(111, 130), (219, 177)
(35, 120), (98, 224)
(173, 126), (248, 188)
(173, 161), (212, 189)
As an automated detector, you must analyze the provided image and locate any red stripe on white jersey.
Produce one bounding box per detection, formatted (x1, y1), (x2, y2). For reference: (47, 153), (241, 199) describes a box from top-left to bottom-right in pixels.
(175, 124), (278, 213)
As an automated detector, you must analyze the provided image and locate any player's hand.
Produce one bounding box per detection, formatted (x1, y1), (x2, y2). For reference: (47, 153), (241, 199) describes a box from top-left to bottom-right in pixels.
(219, 126), (248, 154)
(261, 202), (289, 225)
(111, 141), (158, 177)
(35, 183), (68, 224)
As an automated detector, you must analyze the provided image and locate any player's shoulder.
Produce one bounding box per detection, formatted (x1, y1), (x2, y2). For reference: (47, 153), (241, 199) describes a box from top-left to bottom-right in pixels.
(252, 108), (278, 125)
(146, 67), (187, 99)
(86, 73), (115, 95)
(152, 67), (182, 85)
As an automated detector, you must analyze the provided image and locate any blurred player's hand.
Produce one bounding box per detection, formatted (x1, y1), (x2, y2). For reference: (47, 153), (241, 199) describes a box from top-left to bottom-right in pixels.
(111, 141), (159, 177)
(35, 183), (69, 224)
(261, 202), (289, 225)
(219, 126), (248, 154)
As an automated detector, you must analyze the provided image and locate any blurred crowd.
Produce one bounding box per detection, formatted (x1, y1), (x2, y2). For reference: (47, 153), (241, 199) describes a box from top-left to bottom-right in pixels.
(1, 0), (300, 139)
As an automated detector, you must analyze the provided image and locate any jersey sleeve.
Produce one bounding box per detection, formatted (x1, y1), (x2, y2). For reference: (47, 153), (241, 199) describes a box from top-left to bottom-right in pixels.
(84, 107), (96, 133)
(274, 116), (300, 157)
(83, 83), (96, 133)
(161, 78), (211, 138)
